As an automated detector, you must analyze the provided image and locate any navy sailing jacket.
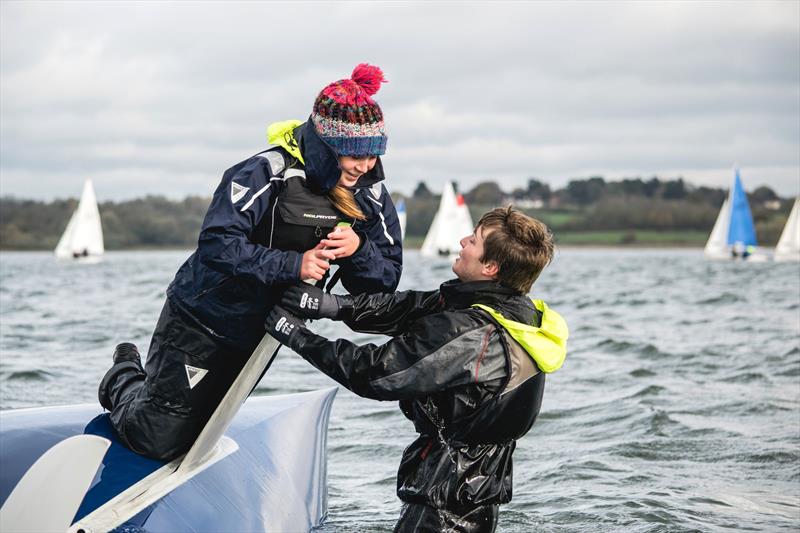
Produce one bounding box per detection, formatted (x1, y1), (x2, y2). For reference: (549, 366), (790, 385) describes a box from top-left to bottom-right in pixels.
(168, 121), (403, 350)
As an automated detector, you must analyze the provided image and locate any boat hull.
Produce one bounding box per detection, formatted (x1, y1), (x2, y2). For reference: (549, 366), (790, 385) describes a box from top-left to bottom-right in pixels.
(0, 388), (337, 532)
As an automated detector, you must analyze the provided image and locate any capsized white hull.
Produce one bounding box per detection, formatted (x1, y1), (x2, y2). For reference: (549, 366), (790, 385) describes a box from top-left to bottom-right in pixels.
(0, 388), (337, 532)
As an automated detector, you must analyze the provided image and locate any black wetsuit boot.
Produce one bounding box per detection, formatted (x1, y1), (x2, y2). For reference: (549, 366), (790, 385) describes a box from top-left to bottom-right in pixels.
(98, 342), (145, 412)
(394, 502), (499, 533)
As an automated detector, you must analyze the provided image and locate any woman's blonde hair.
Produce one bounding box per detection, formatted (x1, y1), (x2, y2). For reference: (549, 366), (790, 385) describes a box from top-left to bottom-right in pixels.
(328, 184), (366, 221)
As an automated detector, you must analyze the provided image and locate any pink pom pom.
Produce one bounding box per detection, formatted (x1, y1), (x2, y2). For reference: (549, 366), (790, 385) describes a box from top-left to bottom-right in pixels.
(351, 63), (386, 96)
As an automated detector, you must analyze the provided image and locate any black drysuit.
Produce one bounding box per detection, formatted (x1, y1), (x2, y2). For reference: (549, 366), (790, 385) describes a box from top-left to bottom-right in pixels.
(280, 279), (567, 532)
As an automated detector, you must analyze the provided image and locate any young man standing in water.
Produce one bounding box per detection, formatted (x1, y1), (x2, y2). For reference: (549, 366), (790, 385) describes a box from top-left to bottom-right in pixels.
(266, 206), (568, 533)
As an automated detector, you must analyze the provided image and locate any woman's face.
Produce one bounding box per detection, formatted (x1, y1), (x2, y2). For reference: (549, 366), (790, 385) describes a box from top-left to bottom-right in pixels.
(337, 156), (377, 188)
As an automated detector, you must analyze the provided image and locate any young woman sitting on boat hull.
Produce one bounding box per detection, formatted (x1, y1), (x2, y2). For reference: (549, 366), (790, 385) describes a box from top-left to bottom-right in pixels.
(98, 64), (402, 461)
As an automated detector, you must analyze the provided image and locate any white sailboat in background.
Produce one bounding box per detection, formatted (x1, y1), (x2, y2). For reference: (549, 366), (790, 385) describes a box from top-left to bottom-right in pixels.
(703, 196), (732, 260)
(54, 179), (104, 261)
(396, 198), (407, 241)
(704, 169), (766, 261)
(420, 181), (474, 257)
(774, 197), (800, 262)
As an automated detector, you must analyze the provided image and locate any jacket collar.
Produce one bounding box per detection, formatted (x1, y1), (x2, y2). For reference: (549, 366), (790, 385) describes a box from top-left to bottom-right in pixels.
(293, 119), (386, 193)
(439, 278), (519, 307)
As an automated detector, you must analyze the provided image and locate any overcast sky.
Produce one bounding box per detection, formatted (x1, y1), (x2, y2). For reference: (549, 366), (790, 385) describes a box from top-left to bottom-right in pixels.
(1, 1), (798, 202)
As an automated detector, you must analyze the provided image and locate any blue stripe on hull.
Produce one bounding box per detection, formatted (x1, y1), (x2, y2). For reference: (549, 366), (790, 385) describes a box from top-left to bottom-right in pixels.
(74, 414), (166, 526)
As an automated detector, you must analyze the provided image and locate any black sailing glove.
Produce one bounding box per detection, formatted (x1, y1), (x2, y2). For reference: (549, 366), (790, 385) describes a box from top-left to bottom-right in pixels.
(264, 305), (306, 349)
(280, 284), (350, 320)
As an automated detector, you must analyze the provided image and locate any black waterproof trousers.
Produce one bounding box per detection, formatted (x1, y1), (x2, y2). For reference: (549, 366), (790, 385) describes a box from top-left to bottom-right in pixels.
(98, 299), (250, 461)
(394, 502), (499, 533)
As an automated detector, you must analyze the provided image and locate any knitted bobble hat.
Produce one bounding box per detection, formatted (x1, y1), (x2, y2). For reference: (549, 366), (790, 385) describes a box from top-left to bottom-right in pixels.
(311, 63), (388, 157)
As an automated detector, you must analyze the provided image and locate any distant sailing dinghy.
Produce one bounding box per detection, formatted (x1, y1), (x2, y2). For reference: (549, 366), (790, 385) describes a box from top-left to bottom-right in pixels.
(420, 181), (474, 257)
(396, 198), (407, 241)
(774, 197), (800, 262)
(54, 179), (104, 261)
(704, 169), (766, 261)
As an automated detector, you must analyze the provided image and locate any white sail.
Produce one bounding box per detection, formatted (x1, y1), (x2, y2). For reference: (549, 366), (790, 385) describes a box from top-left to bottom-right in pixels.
(774, 197), (800, 262)
(704, 197), (731, 259)
(54, 179), (104, 260)
(396, 199), (407, 241)
(420, 182), (474, 257)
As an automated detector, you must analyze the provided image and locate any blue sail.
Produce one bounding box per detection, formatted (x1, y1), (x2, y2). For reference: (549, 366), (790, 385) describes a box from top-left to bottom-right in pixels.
(726, 169), (758, 246)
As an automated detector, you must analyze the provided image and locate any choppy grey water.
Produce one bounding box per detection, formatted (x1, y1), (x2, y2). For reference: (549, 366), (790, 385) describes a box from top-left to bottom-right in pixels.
(1, 249), (798, 532)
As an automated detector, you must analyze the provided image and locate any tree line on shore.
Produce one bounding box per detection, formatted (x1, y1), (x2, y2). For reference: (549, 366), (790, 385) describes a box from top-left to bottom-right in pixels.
(0, 176), (794, 250)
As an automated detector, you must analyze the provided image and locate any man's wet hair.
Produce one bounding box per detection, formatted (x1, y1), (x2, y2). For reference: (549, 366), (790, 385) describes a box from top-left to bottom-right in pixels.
(477, 206), (554, 293)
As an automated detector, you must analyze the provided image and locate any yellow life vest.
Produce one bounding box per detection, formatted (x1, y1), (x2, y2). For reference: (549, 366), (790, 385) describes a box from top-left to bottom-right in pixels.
(267, 119), (305, 164)
(472, 300), (568, 373)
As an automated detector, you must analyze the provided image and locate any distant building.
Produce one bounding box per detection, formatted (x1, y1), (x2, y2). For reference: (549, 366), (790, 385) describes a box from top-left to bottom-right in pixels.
(504, 197), (545, 209)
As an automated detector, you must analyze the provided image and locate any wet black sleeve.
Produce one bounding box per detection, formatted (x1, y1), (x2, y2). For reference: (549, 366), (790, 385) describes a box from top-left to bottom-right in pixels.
(290, 310), (494, 401)
(342, 289), (443, 336)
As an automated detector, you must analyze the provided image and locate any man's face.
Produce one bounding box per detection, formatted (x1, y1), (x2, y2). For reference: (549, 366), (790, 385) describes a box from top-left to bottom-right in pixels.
(452, 226), (495, 282)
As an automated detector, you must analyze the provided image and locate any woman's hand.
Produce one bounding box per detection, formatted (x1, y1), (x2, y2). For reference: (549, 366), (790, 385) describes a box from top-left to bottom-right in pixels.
(300, 243), (336, 281)
(320, 226), (361, 259)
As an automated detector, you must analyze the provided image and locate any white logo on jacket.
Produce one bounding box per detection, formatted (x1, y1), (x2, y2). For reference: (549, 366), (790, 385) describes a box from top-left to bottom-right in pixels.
(184, 364), (208, 389)
(231, 182), (250, 204)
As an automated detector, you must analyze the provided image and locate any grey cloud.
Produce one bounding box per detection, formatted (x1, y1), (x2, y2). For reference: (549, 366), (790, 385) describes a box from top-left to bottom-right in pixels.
(1, 1), (798, 201)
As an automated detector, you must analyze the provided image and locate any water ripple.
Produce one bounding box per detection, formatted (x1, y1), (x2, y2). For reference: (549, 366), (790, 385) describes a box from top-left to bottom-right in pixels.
(1, 249), (799, 532)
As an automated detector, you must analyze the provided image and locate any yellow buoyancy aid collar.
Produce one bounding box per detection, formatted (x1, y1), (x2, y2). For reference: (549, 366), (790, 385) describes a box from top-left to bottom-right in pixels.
(267, 119), (304, 165)
(472, 300), (568, 373)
